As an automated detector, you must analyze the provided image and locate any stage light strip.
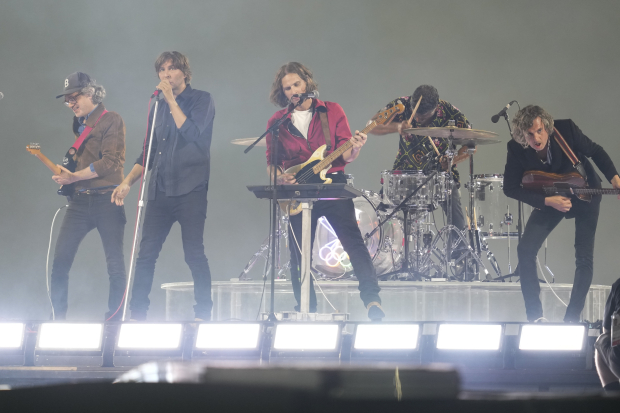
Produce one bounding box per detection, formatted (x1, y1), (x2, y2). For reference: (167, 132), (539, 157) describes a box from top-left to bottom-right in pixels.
(519, 324), (585, 351)
(37, 323), (103, 350)
(0, 323), (24, 348)
(273, 324), (340, 351)
(195, 323), (261, 349)
(354, 324), (420, 350)
(436, 324), (502, 350)
(117, 324), (183, 349)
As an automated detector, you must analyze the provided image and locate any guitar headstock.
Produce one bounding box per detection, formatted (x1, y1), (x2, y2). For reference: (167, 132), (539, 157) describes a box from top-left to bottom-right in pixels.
(26, 143), (41, 155)
(373, 103), (406, 126)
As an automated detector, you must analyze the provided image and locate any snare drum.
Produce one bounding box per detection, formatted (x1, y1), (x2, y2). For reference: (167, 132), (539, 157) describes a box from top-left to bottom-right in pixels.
(312, 190), (404, 278)
(472, 174), (529, 239)
(382, 170), (443, 209)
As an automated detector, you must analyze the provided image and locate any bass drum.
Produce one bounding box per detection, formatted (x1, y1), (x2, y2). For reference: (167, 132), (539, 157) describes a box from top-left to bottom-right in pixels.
(312, 190), (404, 279)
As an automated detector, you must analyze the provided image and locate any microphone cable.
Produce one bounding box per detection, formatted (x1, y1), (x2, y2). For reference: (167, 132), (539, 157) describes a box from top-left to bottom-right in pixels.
(46, 205), (68, 320)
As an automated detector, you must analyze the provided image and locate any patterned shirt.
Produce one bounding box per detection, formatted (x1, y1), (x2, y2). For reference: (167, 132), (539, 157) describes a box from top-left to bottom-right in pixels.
(383, 97), (470, 184)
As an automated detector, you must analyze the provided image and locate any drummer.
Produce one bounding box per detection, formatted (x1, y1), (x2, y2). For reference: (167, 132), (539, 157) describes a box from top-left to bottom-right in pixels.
(369, 85), (473, 254)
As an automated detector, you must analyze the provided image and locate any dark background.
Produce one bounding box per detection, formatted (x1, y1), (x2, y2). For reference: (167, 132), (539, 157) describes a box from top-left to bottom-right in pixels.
(1, 0), (618, 320)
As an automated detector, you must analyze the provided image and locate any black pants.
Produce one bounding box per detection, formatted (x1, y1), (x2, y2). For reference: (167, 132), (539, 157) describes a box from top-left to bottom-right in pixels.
(288, 198), (381, 311)
(517, 200), (600, 322)
(129, 188), (213, 320)
(50, 193), (127, 321)
(440, 183), (467, 241)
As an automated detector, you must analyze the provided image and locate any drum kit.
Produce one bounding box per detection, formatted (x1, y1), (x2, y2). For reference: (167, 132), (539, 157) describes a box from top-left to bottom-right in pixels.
(233, 124), (525, 282)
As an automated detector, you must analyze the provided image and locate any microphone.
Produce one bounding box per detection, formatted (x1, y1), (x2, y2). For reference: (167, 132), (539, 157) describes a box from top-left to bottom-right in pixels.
(293, 91), (319, 100)
(151, 89), (161, 98)
(491, 100), (517, 123)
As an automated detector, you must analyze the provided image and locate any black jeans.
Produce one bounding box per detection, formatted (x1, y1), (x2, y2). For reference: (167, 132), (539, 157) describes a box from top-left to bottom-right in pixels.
(288, 198), (381, 311)
(517, 200), (600, 322)
(129, 188), (212, 320)
(50, 193), (127, 321)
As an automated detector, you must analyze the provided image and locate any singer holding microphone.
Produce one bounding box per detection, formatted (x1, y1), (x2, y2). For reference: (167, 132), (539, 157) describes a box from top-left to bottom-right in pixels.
(265, 62), (384, 320)
(111, 51), (215, 321)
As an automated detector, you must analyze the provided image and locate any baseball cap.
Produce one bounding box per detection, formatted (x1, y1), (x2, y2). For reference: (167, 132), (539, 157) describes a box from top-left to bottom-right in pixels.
(56, 72), (92, 99)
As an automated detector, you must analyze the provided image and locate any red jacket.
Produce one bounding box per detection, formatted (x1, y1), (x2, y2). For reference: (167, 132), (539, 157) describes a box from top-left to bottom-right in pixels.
(265, 99), (352, 173)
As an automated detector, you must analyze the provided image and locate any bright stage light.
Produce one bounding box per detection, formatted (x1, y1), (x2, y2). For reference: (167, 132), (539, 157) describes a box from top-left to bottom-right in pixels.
(519, 324), (585, 351)
(0, 323), (24, 349)
(354, 324), (420, 350)
(195, 324), (261, 349)
(117, 324), (183, 349)
(273, 324), (340, 351)
(37, 323), (103, 350)
(436, 324), (502, 350)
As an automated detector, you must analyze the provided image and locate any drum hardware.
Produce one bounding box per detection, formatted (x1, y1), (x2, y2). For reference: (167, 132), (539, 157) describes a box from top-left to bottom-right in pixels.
(367, 171), (441, 281)
(443, 125), (491, 281)
(237, 206), (290, 281)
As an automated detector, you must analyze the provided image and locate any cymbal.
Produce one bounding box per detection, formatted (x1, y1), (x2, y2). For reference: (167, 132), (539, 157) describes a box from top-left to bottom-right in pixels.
(402, 126), (499, 141)
(231, 138), (266, 147)
(452, 137), (502, 146)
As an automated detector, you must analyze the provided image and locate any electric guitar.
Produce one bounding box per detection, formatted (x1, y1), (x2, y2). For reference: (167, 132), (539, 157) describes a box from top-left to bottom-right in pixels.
(522, 170), (620, 202)
(280, 103), (405, 215)
(26, 143), (76, 197)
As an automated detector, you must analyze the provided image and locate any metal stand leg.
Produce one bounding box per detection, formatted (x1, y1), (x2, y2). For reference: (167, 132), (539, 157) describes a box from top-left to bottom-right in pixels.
(300, 202), (313, 316)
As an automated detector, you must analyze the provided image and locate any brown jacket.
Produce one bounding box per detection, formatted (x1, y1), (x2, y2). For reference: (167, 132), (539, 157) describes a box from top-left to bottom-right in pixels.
(71, 104), (126, 190)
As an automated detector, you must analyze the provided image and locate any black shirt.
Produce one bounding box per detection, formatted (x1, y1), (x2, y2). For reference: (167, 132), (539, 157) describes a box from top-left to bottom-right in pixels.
(136, 84), (215, 200)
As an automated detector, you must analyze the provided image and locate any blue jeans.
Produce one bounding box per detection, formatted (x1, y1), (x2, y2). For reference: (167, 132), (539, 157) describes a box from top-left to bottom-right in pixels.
(50, 193), (127, 321)
(129, 188), (213, 320)
(517, 200), (600, 322)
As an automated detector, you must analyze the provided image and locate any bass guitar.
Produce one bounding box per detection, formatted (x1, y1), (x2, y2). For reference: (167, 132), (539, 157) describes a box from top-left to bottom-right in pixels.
(280, 103), (405, 215)
(26, 143), (76, 197)
(522, 170), (620, 202)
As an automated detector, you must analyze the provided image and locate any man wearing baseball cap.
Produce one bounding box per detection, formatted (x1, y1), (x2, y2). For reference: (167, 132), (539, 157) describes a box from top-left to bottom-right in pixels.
(50, 72), (127, 321)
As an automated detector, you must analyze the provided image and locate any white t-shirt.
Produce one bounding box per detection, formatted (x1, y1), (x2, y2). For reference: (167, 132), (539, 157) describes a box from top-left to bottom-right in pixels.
(291, 109), (313, 140)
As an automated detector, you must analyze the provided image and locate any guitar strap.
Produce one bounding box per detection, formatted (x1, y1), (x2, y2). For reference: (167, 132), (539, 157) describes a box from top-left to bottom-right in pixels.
(63, 109), (108, 170)
(318, 110), (332, 151)
(72, 109), (108, 152)
(553, 127), (588, 181)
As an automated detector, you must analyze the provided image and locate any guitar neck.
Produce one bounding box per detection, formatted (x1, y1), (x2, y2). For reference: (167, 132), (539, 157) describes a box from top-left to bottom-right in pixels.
(312, 120), (379, 173)
(571, 188), (620, 195)
(34, 152), (62, 175)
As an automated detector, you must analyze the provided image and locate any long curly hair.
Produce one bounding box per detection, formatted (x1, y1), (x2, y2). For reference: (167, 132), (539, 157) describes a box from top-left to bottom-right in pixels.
(511, 105), (554, 147)
(269, 62), (318, 107)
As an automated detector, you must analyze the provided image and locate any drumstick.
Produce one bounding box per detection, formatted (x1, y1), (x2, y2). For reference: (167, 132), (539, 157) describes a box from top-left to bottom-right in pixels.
(427, 136), (441, 157)
(407, 95), (423, 124)
(465, 207), (471, 230)
(406, 95), (440, 157)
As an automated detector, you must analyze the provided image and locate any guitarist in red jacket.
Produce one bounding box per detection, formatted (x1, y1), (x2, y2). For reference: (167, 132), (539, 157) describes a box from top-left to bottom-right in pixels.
(503, 105), (620, 322)
(265, 62), (384, 320)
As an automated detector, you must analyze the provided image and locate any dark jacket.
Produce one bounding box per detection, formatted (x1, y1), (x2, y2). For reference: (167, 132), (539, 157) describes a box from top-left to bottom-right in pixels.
(71, 103), (126, 190)
(136, 85), (215, 200)
(503, 119), (618, 211)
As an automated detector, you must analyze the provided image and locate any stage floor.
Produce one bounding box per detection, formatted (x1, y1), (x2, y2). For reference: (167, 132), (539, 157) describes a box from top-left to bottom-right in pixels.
(162, 280), (611, 322)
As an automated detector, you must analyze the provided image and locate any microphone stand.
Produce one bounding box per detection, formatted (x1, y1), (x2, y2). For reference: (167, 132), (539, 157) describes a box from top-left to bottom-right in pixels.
(492, 108), (524, 282)
(121, 93), (161, 320)
(245, 99), (304, 321)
